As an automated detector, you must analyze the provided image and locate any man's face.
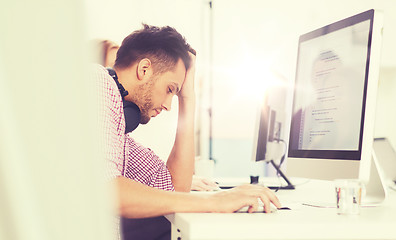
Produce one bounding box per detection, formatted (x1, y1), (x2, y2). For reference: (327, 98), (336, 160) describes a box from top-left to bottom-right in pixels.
(132, 59), (186, 124)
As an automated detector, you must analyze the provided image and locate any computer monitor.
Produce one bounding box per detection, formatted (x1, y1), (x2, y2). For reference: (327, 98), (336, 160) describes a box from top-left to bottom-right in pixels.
(252, 93), (295, 189)
(252, 94), (276, 163)
(286, 9), (386, 203)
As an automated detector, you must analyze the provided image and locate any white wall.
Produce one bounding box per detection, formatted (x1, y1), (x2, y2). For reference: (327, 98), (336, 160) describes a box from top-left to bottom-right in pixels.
(0, 1), (114, 239)
(376, 67), (396, 149)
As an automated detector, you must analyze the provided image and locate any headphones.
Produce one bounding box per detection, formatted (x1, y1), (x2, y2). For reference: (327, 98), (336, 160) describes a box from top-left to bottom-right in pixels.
(107, 68), (141, 133)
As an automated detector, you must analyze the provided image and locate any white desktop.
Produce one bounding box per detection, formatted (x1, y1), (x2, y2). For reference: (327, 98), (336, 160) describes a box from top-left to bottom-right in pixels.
(166, 179), (396, 240)
(165, 9), (396, 240)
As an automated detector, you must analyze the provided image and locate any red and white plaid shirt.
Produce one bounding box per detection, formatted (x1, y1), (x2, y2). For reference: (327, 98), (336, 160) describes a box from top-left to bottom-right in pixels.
(124, 135), (174, 191)
(94, 64), (174, 239)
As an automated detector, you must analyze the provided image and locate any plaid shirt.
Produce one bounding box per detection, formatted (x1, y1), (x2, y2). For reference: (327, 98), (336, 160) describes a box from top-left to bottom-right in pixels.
(94, 64), (174, 239)
(125, 134), (174, 191)
(95, 63), (174, 189)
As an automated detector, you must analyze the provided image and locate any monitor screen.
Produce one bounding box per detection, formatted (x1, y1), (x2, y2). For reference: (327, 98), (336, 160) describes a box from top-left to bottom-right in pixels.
(287, 9), (384, 184)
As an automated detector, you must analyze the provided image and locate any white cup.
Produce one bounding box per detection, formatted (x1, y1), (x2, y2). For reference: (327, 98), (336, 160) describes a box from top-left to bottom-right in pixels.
(334, 179), (364, 215)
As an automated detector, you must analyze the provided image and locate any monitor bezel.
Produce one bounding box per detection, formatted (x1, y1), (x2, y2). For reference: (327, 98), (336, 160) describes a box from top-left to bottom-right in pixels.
(288, 9), (376, 162)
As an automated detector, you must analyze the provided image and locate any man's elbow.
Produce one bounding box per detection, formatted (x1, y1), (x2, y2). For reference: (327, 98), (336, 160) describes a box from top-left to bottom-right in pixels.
(113, 177), (137, 218)
(118, 204), (135, 218)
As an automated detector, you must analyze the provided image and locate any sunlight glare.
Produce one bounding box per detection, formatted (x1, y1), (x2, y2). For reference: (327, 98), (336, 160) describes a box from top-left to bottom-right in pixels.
(231, 59), (286, 103)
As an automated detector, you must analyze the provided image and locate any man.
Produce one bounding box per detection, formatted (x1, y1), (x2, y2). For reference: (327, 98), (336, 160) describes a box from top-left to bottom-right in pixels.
(94, 24), (281, 240)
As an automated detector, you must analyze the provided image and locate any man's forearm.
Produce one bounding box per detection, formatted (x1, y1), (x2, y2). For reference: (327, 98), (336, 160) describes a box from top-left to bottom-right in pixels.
(166, 95), (195, 192)
(116, 176), (282, 218)
(116, 176), (210, 218)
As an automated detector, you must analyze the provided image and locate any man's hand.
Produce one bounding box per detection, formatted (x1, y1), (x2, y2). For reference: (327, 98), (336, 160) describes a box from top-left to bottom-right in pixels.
(116, 177), (281, 218)
(191, 176), (220, 191)
(177, 52), (196, 99)
(208, 184), (282, 213)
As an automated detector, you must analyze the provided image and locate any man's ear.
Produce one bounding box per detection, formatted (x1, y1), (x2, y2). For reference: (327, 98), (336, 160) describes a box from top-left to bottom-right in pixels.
(136, 58), (152, 80)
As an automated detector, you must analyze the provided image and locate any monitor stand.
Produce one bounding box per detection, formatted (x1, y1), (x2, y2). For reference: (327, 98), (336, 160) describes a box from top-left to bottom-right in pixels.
(268, 160), (295, 190)
(362, 153), (387, 205)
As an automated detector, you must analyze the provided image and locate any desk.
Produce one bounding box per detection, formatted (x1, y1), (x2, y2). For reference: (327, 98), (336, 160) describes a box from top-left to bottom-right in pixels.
(165, 179), (396, 240)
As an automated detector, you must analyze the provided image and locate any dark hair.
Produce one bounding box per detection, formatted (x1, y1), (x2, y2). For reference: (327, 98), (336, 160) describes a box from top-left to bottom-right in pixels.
(114, 24), (195, 74)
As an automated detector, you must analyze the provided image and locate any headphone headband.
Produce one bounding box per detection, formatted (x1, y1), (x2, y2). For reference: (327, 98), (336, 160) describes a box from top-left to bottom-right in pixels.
(106, 67), (141, 133)
(107, 68), (129, 99)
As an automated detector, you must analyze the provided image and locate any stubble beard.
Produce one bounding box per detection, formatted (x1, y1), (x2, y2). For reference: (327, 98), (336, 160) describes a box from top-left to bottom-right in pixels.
(132, 77), (155, 124)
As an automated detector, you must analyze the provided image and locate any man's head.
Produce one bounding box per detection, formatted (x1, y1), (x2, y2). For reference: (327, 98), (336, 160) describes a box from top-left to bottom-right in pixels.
(114, 24), (195, 124)
(114, 24), (194, 74)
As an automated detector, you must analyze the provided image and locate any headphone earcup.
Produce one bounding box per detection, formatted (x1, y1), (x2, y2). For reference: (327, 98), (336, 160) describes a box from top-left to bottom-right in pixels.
(123, 100), (141, 133)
